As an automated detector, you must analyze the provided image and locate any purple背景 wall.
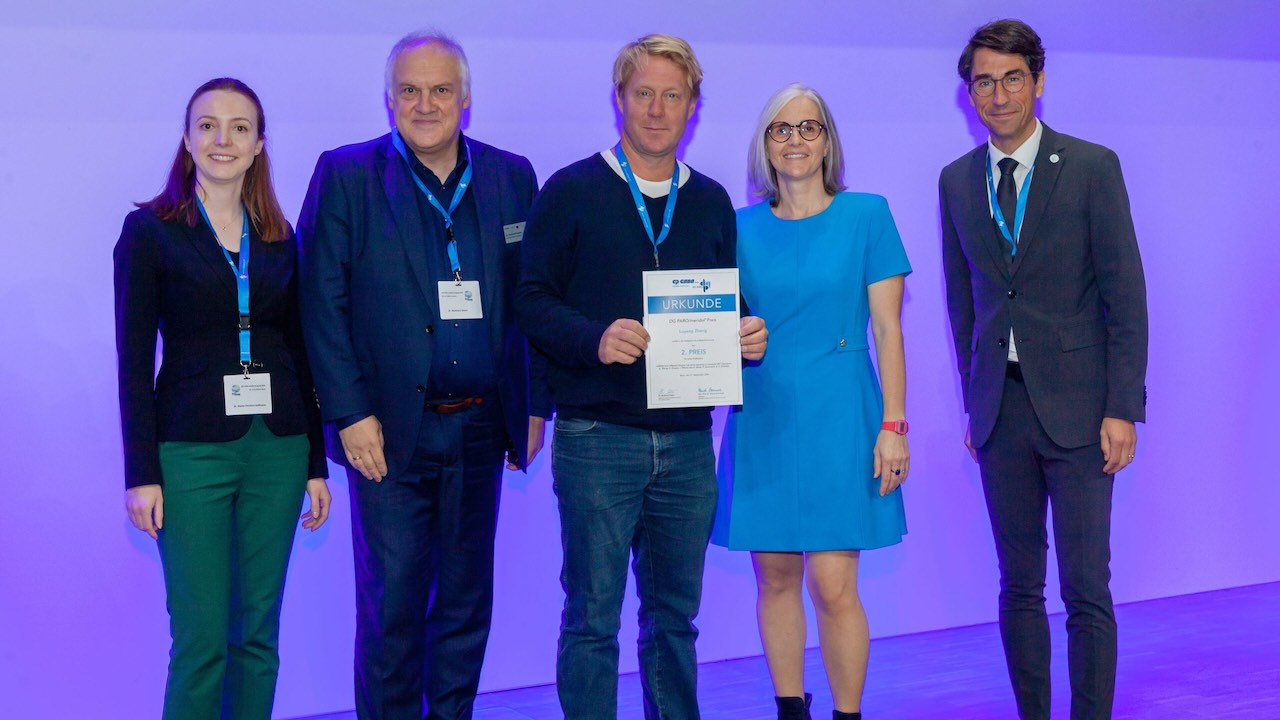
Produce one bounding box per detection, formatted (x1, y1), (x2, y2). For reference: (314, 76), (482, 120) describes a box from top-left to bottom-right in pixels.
(1, 1), (1277, 717)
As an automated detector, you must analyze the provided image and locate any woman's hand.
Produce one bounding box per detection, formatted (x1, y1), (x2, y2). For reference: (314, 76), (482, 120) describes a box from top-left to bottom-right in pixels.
(873, 431), (910, 497)
(126, 485), (164, 539)
(300, 478), (331, 531)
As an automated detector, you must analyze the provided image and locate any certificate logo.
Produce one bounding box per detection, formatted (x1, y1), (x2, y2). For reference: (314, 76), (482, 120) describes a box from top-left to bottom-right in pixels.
(464, 290), (474, 301)
(231, 384), (241, 396)
(670, 278), (714, 292)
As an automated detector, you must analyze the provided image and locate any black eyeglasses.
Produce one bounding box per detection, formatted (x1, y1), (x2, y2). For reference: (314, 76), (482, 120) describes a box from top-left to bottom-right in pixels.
(766, 120), (825, 143)
(968, 71), (1035, 97)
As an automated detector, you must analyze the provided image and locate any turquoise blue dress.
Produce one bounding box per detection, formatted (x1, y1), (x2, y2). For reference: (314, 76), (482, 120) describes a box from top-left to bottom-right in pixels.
(713, 192), (911, 551)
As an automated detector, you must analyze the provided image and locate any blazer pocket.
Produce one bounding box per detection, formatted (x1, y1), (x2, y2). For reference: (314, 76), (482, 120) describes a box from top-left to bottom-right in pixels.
(1058, 322), (1106, 352)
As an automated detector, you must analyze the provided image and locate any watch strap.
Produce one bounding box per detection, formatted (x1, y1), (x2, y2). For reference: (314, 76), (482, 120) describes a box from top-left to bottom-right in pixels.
(881, 419), (909, 435)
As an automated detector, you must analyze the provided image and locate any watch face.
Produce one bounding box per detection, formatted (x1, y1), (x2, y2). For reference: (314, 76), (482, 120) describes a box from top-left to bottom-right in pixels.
(883, 420), (908, 435)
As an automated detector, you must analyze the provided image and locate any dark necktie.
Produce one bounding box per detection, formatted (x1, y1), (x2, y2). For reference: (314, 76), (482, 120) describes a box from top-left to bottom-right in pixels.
(996, 157), (1019, 254)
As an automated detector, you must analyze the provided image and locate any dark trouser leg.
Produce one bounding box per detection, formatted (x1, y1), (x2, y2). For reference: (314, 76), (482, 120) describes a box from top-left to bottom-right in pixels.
(349, 463), (429, 720)
(424, 401), (506, 720)
(977, 374), (1052, 720)
(632, 428), (716, 720)
(350, 404), (504, 720)
(1044, 448), (1116, 719)
(551, 418), (649, 720)
(222, 420), (308, 720)
(158, 441), (237, 720)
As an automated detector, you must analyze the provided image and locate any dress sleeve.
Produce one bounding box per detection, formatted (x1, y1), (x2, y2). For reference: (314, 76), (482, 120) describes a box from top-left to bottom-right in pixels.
(863, 195), (912, 285)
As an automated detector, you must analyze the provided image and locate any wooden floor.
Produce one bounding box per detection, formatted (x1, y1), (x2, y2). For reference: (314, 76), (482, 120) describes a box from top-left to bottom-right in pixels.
(296, 581), (1280, 719)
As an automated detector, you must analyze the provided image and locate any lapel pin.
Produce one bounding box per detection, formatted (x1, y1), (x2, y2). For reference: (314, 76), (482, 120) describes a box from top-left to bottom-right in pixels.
(1050, 153), (1060, 163)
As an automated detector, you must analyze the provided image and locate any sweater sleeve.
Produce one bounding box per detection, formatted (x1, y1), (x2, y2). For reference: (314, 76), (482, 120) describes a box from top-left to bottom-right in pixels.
(515, 172), (610, 369)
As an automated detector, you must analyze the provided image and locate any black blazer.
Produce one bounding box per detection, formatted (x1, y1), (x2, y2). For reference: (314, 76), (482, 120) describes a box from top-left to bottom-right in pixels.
(114, 208), (327, 489)
(940, 123), (1148, 449)
(296, 134), (548, 475)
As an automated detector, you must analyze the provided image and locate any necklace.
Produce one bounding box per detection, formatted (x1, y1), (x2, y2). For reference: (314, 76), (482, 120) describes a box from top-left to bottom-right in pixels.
(214, 210), (242, 234)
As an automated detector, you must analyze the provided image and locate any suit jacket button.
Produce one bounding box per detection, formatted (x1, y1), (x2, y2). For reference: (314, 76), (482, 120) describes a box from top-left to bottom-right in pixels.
(1007, 289), (1017, 298)
(425, 325), (434, 334)
(416, 384), (426, 393)
(998, 338), (1008, 348)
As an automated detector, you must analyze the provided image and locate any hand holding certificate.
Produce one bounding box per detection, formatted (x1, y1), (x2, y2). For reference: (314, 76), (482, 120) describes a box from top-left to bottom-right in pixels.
(642, 268), (743, 408)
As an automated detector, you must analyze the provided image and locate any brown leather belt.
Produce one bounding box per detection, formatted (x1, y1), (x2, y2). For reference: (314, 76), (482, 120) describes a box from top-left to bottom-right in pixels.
(424, 396), (484, 414)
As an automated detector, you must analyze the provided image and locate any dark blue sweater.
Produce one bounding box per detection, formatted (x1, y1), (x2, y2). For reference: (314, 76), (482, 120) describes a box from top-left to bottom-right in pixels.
(516, 153), (736, 431)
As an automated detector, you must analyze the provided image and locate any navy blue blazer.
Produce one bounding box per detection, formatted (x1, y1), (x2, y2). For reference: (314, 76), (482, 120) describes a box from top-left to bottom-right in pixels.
(940, 123), (1148, 449)
(114, 208), (328, 489)
(297, 133), (547, 474)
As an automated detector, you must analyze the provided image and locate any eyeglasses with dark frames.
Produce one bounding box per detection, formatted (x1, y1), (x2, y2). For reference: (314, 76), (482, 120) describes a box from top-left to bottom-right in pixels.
(766, 120), (825, 143)
(968, 71), (1036, 97)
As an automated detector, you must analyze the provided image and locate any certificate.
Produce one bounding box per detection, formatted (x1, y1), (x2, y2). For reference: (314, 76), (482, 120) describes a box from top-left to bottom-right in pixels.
(642, 268), (742, 408)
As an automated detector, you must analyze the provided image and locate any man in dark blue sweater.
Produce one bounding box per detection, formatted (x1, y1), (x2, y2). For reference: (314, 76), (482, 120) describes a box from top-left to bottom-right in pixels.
(516, 33), (767, 720)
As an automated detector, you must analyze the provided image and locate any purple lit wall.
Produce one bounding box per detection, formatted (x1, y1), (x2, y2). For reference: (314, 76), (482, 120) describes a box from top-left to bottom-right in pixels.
(2, 2), (1277, 718)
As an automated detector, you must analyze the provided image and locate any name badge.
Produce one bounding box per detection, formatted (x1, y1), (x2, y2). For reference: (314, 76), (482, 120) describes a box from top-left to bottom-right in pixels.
(438, 280), (484, 319)
(503, 222), (526, 244)
(224, 373), (273, 416)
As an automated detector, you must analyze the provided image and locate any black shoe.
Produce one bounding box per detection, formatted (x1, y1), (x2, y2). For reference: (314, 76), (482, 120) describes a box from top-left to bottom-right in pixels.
(775, 692), (813, 720)
(832, 711), (862, 720)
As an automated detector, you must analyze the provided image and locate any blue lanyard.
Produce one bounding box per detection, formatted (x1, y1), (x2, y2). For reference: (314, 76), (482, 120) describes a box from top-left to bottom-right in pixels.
(196, 198), (252, 369)
(985, 150), (1035, 255)
(391, 130), (474, 280)
(613, 143), (680, 269)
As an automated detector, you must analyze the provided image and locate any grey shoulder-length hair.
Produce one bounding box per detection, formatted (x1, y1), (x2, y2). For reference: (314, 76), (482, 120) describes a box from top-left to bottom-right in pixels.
(746, 83), (847, 201)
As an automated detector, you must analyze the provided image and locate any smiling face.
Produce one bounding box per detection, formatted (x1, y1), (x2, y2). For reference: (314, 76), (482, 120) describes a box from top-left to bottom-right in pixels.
(183, 89), (263, 193)
(766, 96), (828, 187)
(615, 54), (696, 176)
(968, 46), (1044, 154)
(388, 43), (469, 166)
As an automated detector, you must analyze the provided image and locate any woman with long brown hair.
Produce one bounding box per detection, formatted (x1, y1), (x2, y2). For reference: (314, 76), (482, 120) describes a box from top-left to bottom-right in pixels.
(114, 77), (329, 719)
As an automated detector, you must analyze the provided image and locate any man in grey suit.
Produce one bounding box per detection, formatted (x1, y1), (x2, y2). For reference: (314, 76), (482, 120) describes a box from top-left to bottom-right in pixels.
(940, 19), (1147, 720)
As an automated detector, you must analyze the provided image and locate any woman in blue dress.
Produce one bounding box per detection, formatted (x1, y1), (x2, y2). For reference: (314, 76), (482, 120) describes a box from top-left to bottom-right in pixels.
(713, 84), (912, 720)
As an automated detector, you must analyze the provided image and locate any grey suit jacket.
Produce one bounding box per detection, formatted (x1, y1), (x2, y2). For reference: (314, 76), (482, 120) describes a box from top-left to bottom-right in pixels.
(940, 123), (1147, 449)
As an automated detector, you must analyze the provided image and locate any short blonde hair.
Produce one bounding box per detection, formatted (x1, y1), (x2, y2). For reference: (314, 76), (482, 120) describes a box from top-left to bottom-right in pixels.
(612, 33), (703, 99)
(747, 83), (847, 201)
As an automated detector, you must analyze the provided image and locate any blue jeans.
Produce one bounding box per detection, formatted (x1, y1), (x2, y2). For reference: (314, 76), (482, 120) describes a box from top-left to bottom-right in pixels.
(551, 417), (717, 720)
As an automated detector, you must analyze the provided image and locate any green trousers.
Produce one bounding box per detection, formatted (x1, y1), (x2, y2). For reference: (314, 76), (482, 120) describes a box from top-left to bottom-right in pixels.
(157, 416), (308, 720)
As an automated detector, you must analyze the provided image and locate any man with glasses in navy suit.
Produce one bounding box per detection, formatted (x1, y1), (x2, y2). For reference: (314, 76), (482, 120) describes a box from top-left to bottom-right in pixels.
(940, 18), (1148, 720)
